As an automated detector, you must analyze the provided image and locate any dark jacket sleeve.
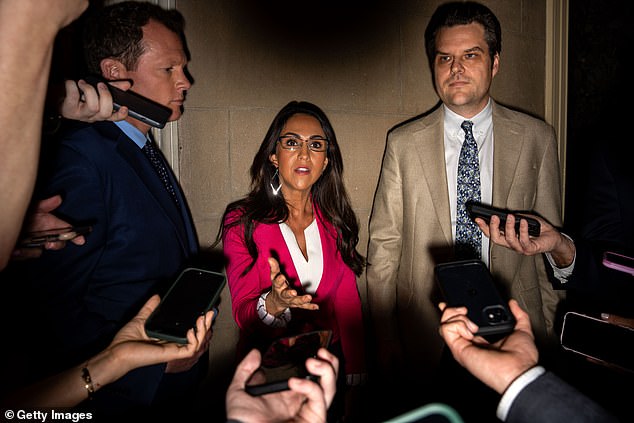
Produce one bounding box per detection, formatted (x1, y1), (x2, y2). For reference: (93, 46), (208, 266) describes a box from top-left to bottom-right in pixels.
(507, 371), (619, 423)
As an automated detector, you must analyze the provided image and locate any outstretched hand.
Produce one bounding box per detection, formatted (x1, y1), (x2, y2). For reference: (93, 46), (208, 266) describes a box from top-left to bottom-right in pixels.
(265, 257), (318, 316)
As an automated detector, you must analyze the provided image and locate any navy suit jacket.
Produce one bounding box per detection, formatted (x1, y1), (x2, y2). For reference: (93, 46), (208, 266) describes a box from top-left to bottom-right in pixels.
(23, 121), (200, 408)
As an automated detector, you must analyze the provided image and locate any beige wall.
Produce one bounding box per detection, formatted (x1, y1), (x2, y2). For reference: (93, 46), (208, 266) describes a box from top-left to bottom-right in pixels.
(167, 0), (549, 414)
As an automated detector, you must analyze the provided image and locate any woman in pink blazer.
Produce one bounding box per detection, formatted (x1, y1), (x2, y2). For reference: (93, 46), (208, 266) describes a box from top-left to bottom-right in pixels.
(216, 101), (366, 417)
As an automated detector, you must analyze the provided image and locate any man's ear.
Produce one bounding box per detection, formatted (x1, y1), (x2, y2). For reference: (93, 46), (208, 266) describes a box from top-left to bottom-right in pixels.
(100, 58), (127, 80)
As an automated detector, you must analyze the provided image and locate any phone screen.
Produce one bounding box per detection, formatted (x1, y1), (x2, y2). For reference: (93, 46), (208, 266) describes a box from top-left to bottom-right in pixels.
(245, 330), (332, 396)
(560, 312), (634, 373)
(144, 268), (226, 344)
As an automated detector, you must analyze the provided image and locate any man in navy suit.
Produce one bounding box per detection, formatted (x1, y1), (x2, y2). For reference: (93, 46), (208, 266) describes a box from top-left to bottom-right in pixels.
(10, 2), (209, 417)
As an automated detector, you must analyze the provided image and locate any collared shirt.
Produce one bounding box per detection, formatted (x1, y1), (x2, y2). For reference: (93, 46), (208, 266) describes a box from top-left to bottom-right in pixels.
(442, 101), (575, 280)
(444, 99), (494, 266)
(114, 120), (147, 148)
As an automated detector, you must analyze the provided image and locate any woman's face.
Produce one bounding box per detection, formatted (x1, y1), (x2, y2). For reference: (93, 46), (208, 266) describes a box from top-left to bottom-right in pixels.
(269, 113), (329, 197)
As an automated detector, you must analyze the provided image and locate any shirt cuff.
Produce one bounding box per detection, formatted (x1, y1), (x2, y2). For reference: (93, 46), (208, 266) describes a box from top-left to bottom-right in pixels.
(496, 365), (545, 421)
(545, 232), (576, 283)
(257, 291), (291, 328)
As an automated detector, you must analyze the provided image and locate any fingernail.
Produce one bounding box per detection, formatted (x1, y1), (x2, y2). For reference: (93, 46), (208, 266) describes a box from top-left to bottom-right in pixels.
(601, 313), (610, 320)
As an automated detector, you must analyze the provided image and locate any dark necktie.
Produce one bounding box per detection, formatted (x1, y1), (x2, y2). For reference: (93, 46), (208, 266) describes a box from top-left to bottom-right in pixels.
(455, 120), (481, 259)
(142, 139), (179, 206)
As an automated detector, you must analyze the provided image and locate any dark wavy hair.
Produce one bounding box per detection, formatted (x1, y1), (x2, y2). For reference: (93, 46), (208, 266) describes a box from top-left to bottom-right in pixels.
(82, 1), (185, 75)
(215, 101), (365, 276)
(424, 1), (501, 71)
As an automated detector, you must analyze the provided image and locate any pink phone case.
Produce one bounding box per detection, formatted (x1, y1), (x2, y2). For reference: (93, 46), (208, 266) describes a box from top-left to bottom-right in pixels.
(602, 251), (634, 276)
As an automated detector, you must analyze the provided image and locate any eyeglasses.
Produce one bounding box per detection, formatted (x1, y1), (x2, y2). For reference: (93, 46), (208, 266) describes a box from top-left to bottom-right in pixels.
(277, 135), (329, 152)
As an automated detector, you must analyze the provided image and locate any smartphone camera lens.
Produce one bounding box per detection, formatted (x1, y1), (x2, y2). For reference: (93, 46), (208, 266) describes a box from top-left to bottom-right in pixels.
(484, 305), (509, 324)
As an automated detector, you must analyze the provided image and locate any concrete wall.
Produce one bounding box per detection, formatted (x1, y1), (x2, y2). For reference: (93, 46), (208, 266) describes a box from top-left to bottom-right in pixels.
(170, 0), (548, 416)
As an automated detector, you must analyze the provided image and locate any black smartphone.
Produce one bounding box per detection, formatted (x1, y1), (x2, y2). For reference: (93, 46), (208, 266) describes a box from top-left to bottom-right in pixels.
(466, 201), (541, 237)
(560, 311), (634, 373)
(84, 76), (172, 129)
(144, 267), (226, 344)
(602, 251), (634, 276)
(435, 259), (516, 339)
(245, 329), (333, 396)
(18, 226), (92, 248)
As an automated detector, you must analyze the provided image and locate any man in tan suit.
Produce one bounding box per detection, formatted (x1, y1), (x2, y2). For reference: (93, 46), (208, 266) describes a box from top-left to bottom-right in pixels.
(366, 2), (569, 417)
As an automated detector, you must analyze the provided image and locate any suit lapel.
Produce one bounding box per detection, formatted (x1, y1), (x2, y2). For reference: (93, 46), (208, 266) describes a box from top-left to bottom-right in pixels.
(113, 129), (193, 254)
(491, 103), (523, 207)
(415, 108), (453, 243)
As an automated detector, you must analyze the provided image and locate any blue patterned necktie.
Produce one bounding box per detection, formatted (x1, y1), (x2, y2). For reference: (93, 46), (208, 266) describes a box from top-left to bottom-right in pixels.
(455, 120), (481, 259)
(143, 139), (179, 206)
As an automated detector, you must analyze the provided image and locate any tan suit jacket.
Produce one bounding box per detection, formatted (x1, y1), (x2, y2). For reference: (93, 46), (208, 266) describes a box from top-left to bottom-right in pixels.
(366, 101), (565, 379)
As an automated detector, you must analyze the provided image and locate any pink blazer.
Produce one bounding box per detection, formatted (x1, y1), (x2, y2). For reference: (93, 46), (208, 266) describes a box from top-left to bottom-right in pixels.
(222, 207), (366, 375)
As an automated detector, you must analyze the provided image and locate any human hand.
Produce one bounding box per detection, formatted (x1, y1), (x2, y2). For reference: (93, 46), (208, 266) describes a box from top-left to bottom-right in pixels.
(165, 323), (213, 373)
(99, 295), (214, 384)
(475, 213), (575, 267)
(12, 195), (86, 260)
(226, 347), (338, 423)
(60, 79), (130, 123)
(265, 257), (318, 316)
(438, 299), (538, 394)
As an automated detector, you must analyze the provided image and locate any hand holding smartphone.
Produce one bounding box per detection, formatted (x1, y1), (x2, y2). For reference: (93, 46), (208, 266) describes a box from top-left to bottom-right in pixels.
(245, 330), (333, 396)
(144, 268), (226, 344)
(18, 226), (92, 248)
(83, 75), (172, 128)
(466, 201), (541, 237)
(435, 260), (516, 340)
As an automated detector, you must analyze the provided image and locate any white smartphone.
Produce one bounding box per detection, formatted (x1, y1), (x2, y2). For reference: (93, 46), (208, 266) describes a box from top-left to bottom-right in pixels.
(560, 311), (634, 373)
(602, 251), (634, 276)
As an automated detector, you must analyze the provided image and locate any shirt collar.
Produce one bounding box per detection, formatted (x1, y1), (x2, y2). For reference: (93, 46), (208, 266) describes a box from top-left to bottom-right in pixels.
(443, 99), (493, 143)
(114, 120), (148, 149)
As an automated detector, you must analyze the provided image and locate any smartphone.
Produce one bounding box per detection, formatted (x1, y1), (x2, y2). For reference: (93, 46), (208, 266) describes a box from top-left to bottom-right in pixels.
(466, 201), (541, 237)
(560, 311), (634, 373)
(435, 259), (516, 339)
(245, 329), (333, 396)
(18, 226), (92, 248)
(602, 251), (634, 276)
(144, 267), (226, 344)
(84, 75), (172, 129)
